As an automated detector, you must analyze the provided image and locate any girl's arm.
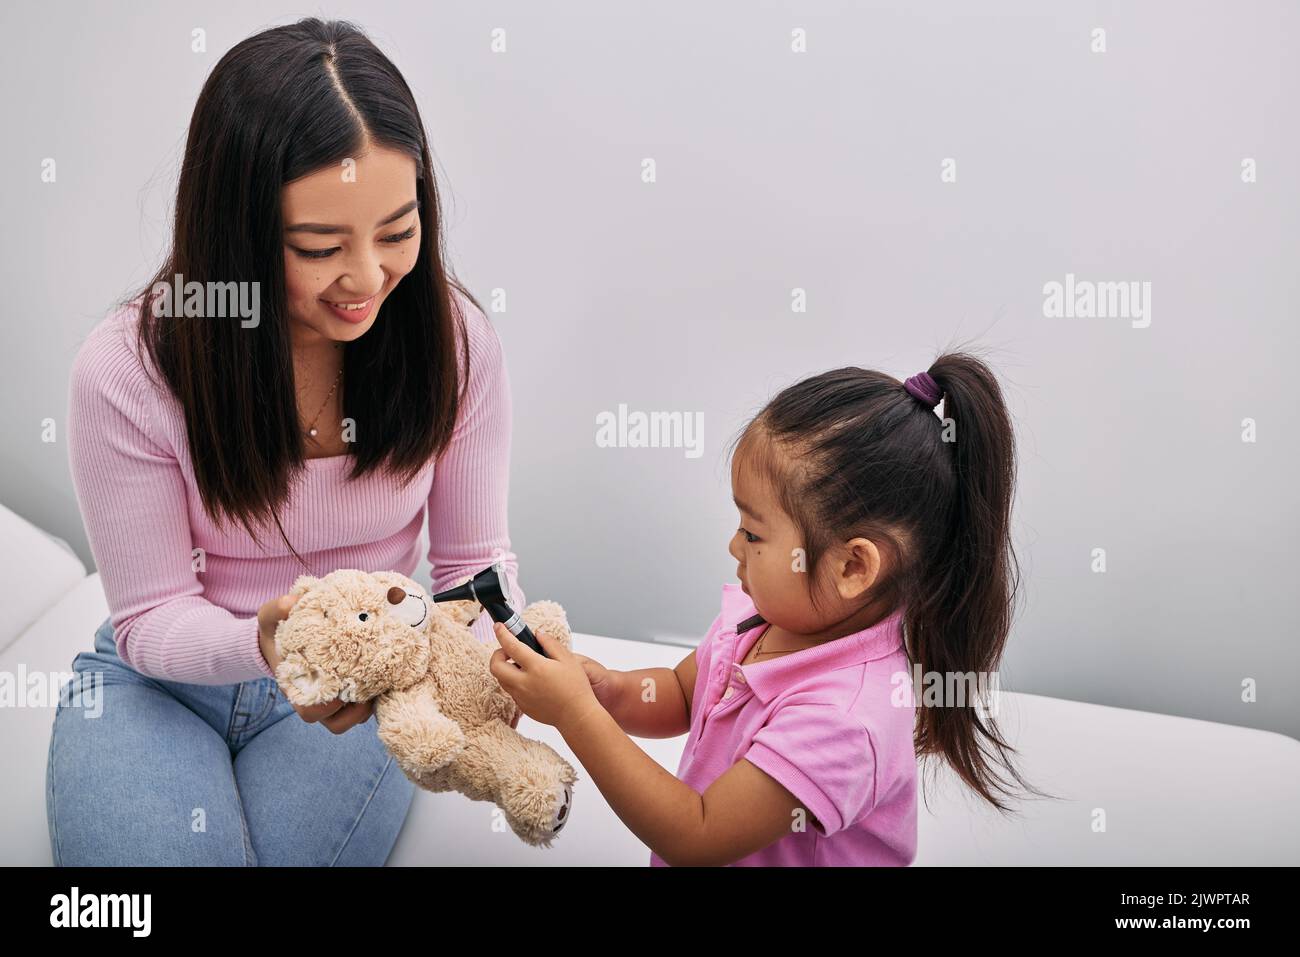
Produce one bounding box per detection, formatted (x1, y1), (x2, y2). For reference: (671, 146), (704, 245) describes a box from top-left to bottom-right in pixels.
(588, 650), (698, 738)
(557, 700), (805, 865)
(491, 628), (806, 865)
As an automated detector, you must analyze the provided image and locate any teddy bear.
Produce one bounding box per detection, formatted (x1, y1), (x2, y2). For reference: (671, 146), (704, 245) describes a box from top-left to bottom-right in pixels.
(272, 568), (577, 847)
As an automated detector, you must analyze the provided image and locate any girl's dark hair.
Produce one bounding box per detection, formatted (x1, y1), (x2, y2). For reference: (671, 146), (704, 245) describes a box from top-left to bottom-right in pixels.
(729, 346), (1052, 815)
(122, 17), (480, 566)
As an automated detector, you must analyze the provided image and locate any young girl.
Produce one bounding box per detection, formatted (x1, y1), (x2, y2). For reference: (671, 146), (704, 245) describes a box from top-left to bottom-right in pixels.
(491, 353), (1035, 866)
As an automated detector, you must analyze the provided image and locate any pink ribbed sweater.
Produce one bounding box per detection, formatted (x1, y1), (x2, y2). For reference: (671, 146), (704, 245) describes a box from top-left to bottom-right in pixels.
(66, 291), (524, 685)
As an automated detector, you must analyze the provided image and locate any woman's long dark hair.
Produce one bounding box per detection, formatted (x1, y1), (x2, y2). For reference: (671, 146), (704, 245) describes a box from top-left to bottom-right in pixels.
(730, 346), (1054, 815)
(122, 17), (480, 566)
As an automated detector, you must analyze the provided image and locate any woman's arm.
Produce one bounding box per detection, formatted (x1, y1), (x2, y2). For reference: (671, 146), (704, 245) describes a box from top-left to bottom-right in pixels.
(67, 315), (272, 685)
(425, 292), (525, 641)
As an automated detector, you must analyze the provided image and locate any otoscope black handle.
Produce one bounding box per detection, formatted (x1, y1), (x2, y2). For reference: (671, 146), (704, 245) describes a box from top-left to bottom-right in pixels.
(484, 601), (549, 658)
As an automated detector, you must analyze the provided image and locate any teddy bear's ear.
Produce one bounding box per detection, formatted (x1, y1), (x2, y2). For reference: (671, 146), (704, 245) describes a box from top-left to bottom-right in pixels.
(289, 574), (323, 599)
(438, 599), (482, 629)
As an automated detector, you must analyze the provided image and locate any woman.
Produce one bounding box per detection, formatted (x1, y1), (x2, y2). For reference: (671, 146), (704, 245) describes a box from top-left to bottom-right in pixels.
(46, 17), (525, 866)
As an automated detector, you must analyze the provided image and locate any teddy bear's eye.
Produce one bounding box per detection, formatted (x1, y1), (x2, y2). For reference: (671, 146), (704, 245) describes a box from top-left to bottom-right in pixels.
(357, 612), (370, 623)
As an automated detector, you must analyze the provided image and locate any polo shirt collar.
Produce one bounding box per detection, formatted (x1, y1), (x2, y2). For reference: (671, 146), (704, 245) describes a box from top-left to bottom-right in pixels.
(718, 583), (906, 704)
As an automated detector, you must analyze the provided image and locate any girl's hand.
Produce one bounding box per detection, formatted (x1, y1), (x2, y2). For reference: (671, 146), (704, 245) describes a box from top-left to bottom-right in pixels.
(489, 623), (600, 731)
(257, 591), (374, 734)
(571, 653), (620, 713)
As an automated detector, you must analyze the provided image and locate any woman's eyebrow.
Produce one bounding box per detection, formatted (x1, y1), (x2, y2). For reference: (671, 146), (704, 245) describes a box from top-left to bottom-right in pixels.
(285, 198), (420, 235)
(733, 494), (764, 523)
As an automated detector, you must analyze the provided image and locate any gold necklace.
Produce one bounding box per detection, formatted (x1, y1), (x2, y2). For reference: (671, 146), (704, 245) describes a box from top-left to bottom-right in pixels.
(302, 347), (343, 439)
(750, 625), (817, 661)
(750, 626), (784, 659)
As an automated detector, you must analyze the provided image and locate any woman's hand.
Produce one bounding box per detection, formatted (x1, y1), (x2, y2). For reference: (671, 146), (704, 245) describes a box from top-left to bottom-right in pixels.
(257, 592), (374, 734)
(256, 593), (296, 675)
(489, 623), (600, 731)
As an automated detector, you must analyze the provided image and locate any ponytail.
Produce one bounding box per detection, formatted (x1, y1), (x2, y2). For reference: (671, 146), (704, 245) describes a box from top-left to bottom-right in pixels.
(909, 352), (1048, 814)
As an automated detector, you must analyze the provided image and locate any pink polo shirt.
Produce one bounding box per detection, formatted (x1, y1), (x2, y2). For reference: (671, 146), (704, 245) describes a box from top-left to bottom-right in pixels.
(650, 583), (918, 867)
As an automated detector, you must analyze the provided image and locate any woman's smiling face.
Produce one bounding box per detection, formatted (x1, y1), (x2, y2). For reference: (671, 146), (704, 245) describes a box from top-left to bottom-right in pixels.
(280, 146), (422, 343)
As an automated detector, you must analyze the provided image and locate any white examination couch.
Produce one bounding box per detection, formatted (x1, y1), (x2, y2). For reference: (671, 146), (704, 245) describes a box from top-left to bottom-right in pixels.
(2, 501), (1297, 866)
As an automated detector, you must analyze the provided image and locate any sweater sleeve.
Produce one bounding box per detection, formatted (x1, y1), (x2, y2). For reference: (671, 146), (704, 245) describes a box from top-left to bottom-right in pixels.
(66, 317), (274, 685)
(427, 293), (526, 646)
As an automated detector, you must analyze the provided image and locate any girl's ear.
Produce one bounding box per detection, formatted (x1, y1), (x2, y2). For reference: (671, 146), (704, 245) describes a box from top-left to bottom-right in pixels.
(289, 574), (323, 599)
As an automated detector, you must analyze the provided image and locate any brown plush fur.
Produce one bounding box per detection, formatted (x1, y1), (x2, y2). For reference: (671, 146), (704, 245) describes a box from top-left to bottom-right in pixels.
(273, 569), (577, 847)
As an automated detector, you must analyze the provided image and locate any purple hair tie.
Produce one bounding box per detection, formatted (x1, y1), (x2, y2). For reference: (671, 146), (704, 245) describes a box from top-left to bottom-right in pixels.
(903, 371), (943, 409)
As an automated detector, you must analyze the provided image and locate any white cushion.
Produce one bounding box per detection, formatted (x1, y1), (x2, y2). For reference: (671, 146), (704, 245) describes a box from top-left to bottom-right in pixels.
(0, 573), (109, 866)
(5, 573), (1298, 866)
(391, 637), (1300, 866)
(914, 692), (1300, 865)
(0, 503), (87, 655)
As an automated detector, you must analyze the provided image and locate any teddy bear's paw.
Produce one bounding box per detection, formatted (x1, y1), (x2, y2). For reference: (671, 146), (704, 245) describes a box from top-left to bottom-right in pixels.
(512, 782), (573, 847)
(550, 783), (573, 834)
(276, 656), (341, 707)
(501, 753), (579, 846)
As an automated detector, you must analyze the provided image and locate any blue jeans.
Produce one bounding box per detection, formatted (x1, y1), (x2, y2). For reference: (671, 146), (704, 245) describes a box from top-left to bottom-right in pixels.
(46, 617), (415, 865)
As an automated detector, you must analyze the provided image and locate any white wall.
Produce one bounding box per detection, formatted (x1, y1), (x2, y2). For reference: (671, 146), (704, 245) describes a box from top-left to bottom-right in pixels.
(1, 0), (1295, 739)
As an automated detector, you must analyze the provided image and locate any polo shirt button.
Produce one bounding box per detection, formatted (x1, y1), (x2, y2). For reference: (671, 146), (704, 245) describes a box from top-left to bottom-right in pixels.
(734, 670), (746, 684)
(722, 687), (735, 700)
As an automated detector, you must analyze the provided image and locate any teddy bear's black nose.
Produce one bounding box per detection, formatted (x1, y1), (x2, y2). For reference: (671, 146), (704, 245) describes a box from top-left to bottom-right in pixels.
(387, 586), (406, 605)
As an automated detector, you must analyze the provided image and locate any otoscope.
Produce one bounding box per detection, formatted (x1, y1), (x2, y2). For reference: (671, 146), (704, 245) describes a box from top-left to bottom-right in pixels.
(430, 563), (548, 657)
